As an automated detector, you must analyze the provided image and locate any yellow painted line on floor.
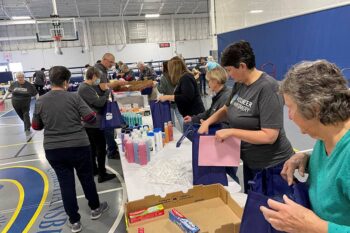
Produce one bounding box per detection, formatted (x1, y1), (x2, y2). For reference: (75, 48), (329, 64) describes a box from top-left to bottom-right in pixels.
(0, 141), (42, 148)
(0, 166), (49, 233)
(0, 179), (25, 233)
(22, 166), (49, 233)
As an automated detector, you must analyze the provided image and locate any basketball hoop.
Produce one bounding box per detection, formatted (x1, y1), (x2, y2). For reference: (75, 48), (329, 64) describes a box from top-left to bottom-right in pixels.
(53, 35), (62, 42)
(53, 34), (63, 55)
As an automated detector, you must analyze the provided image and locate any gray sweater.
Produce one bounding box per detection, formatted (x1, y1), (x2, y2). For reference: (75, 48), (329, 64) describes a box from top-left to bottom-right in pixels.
(32, 91), (94, 150)
(78, 82), (110, 128)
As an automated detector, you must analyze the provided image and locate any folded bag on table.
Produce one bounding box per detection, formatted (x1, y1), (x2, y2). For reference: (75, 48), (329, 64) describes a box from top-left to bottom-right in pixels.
(239, 167), (310, 233)
(100, 93), (124, 129)
(149, 100), (172, 131)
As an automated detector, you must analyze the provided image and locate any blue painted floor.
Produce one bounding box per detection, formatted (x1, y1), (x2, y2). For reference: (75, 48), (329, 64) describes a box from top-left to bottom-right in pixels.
(0, 99), (127, 233)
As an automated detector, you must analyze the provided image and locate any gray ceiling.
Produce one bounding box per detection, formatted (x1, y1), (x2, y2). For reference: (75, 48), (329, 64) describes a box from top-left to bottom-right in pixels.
(0, 0), (209, 20)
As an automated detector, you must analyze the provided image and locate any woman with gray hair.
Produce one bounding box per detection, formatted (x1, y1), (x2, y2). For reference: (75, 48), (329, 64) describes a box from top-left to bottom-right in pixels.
(0, 72), (37, 133)
(261, 60), (350, 232)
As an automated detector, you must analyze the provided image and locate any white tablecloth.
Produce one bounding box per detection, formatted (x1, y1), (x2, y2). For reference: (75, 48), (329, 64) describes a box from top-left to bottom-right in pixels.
(117, 126), (247, 207)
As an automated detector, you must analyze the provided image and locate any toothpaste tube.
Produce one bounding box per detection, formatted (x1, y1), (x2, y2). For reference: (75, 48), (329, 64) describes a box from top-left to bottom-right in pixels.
(129, 204), (164, 223)
(169, 208), (200, 233)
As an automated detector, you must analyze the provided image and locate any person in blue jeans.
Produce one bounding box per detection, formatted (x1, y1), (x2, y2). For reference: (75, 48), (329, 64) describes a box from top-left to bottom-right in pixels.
(198, 41), (294, 193)
(261, 60), (350, 233)
(32, 66), (109, 233)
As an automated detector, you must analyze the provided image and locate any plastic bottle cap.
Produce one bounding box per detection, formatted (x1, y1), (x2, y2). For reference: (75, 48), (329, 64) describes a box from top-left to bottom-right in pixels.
(147, 132), (155, 136)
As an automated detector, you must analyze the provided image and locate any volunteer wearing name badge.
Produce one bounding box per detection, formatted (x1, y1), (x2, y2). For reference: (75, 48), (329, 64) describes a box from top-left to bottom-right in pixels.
(261, 60), (350, 233)
(78, 67), (116, 183)
(94, 53), (126, 160)
(1, 72), (37, 133)
(198, 41), (294, 193)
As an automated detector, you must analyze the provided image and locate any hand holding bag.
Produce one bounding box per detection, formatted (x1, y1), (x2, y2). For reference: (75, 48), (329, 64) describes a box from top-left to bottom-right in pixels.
(191, 124), (229, 186)
(100, 93), (124, 129)
(239, 171), (310, 233)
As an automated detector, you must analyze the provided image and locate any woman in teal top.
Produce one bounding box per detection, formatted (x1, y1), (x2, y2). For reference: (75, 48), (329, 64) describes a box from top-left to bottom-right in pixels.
(260, 60), (350, 233)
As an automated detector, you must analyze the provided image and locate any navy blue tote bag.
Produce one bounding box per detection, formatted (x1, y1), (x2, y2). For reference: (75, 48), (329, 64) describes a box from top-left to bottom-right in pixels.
(239, 168), (310, 233)
(180, 124), (229, 186)
(100, 94), (124, 129)
(150, 100), (172, 131)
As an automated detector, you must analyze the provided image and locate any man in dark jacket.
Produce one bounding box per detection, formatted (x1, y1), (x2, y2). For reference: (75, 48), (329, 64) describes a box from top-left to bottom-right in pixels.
(33, 68), (46, 96)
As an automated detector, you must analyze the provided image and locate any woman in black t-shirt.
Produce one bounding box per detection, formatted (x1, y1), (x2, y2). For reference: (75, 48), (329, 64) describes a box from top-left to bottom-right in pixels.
(0, 72), (37, 133)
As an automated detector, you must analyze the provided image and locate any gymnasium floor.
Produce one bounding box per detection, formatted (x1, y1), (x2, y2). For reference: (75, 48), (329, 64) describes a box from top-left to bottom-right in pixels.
(0, 97), (315, 233)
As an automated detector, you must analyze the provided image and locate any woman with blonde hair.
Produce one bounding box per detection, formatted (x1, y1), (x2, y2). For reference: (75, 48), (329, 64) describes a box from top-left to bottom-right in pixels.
(184, 62), (231, 126)
(158, 56), (204, 122)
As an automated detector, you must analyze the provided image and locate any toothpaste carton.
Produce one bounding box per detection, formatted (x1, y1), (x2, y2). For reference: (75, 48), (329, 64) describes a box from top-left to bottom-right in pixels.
(169, 208), (200, 233)
(129, 204), (164, 223)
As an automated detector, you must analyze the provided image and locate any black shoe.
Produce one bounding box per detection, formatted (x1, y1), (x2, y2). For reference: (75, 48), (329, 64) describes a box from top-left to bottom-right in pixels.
(108, 151), (120, 160)
(204, 92), (208, 95)
(93, 170), (98, 176)
(98, 173), (116, 183)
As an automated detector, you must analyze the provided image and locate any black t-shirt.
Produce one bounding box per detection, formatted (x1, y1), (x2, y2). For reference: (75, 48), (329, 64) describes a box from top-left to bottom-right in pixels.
(33, 71), (46, 85)
(9, 81), (37, 100)
(225, 73), (294, 169)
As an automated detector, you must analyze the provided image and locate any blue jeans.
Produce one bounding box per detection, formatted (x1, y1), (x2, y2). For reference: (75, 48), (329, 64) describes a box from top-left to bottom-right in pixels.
(45, 146), (100, 224)
(173, 106), (184, 133)
(199, 74), (206, 94)
(104, 128), (117, 157)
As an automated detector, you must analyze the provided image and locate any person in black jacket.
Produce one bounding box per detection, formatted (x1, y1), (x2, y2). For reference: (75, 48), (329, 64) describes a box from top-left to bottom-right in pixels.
(158, 56), (205, 119)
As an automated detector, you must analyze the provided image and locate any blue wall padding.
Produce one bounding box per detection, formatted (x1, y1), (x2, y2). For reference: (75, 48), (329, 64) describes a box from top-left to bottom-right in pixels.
(217, 5), (350, 80)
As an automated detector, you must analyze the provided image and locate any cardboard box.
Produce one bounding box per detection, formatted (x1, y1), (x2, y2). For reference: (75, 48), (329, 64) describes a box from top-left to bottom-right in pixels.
(125, 184), (243, 233)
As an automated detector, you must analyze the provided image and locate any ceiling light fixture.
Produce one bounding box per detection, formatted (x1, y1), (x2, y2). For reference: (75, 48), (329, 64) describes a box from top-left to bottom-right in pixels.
(12, 16), (31, 20)
(249, 10), (263, 14)
(145, 14), (160, 18)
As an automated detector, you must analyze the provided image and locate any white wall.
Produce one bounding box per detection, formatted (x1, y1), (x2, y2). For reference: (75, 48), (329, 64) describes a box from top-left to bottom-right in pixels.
(0, 39), (211, 71)
(215, 0), (350, 33)
(0, 16), (211, 71)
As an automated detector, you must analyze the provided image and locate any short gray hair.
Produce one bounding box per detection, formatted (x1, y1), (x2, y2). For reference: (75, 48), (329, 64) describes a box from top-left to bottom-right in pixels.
(15, 72), (25, 78)
(280, 60), (350, 125)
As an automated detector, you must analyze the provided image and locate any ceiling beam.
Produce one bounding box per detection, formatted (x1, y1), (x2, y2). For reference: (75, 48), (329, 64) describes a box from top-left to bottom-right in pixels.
(74, 0), (80, 18)
(1, 5), (11, 19)
(138, 2), (143, 16)
(192, 2), (201, 14)
(158, 3), (165, 14)
(175, 2), (183, 15)
(98, 0), (101, 17)
(122, 0), (130, 15)
(0, 36), (36, 41)
(0, 13), (209, 26)
(24, 1), (35, 19)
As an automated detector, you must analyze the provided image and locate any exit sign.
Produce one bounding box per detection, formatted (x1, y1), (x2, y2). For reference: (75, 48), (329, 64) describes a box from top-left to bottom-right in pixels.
(159, 43), (170, 48)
